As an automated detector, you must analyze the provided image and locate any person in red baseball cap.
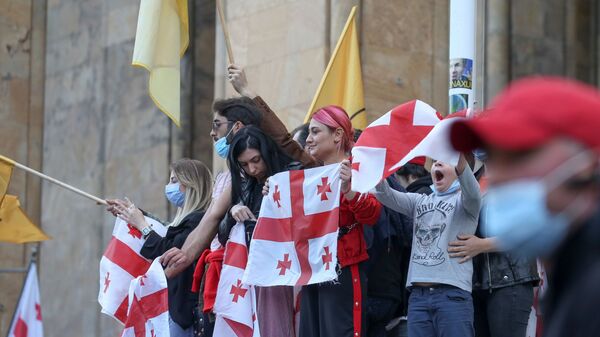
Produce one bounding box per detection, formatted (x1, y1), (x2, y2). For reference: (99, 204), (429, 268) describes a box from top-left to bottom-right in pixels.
(450, 76), (600, 337)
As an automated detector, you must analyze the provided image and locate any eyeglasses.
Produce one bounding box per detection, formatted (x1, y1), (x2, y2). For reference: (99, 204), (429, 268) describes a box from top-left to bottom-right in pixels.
(212, 120), (234, 131)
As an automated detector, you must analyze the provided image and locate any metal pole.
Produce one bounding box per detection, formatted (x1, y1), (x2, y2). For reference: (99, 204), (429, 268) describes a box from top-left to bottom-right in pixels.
(449, 0), (477, 114)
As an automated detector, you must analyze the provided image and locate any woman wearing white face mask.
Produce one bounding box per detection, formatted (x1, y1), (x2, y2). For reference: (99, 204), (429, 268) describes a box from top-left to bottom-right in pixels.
(106, 158), (213, 337)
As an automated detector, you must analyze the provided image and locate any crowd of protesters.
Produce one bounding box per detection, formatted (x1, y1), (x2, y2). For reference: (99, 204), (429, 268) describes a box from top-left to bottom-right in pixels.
(106, 65), (600, 337)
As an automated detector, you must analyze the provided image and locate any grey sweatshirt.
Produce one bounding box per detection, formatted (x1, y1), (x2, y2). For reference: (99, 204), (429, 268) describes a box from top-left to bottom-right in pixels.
(374, 165), (481, 292)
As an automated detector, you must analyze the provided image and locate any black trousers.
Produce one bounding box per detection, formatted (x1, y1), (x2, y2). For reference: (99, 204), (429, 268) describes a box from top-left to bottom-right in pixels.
(299, 263), (368, 337)
(473, 283), (534, 337)
(366, 296), (401, 337)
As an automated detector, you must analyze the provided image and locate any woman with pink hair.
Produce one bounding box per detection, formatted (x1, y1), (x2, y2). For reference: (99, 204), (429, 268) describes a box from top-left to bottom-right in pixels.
(301, 105), (382, 337)
(228, 64), (382, 337)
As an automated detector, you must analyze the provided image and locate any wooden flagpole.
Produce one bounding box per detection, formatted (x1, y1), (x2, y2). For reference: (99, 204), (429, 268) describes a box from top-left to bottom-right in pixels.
(216, 0), (235, 64)
(1, 155), (107, 205)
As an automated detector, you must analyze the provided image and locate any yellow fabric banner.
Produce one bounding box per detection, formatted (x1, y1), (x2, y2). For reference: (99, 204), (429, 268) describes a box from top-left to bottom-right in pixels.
(132, 0), (189, 127)
(305, 6), (367, 129)
(0, 155), (14, 203)
(0, 195), (50, 244)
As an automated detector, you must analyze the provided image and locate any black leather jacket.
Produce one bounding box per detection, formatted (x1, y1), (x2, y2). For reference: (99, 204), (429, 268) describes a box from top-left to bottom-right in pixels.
(472, 225), (539, 291)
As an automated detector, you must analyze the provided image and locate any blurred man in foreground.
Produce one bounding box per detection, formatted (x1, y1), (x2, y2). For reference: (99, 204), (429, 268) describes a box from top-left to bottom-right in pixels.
(450, 77), (600, 337)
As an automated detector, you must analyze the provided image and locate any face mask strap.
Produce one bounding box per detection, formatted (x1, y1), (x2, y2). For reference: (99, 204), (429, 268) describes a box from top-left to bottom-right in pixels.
(543, 150), (596, 192)
(223, 123), (236, 144)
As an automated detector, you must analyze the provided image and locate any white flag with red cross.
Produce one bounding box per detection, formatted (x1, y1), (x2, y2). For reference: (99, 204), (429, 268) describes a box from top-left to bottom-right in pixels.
(389, 110), (468, 171)
(242, 163), (341, 287)
(7, 262), (44, 337)
(213, 223), (259, 337)
(98, 217), (166, 324)
(120, 259), (169, 337)
(351, 100), (441, 193)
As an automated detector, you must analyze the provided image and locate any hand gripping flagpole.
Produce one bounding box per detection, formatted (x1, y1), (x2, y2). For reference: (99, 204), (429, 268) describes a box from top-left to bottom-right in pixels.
(0, 155), (107, 205)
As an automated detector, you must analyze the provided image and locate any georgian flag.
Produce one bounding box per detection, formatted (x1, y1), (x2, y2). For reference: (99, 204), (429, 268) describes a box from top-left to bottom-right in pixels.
(213, 223), (260, 337)
(120, 259), (169, 337)
(351, 100), (441, 193)
(242, 163), (341, 287)
(389, 114), (466, 171)
(98, 217), (166, 324)
(7, 262), (44, 337)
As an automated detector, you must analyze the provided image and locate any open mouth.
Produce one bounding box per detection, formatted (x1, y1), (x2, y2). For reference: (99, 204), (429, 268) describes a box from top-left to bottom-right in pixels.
(434, 170), (444, 183)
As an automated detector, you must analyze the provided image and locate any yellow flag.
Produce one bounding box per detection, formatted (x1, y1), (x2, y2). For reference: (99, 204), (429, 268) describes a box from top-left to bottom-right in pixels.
(305, 6), (366, 129)
(0, 155), (14, 203)
(132, 0), (189, 127)
(0, 195), (50, 244)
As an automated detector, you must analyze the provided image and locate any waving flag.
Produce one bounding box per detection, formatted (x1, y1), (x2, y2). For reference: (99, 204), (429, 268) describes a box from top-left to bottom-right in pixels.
(132, 0), (189, 126)
(120, 259), (169, 337)
(0, 155), (14, 203)
(213, 223), (259, 337)
(351, 100), (441, 193)
(7, 262), (44, 337)
(0, 195), (50, 244)
(243, 164), (341, 287)
(98, 217), (166, 324)
(389, 117), (465, 171)
(305, 6), (366, 129)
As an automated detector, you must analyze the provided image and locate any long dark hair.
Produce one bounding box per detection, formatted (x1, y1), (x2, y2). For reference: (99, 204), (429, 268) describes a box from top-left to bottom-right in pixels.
(227, 126), (293, 206)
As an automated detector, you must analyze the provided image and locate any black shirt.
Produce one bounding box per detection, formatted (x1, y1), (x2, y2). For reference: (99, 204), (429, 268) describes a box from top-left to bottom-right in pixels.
(366, 177), (414, 308)
(140, 210), (204, 329)
(406, 175), (433, 194)
(543, 208), (600, 337)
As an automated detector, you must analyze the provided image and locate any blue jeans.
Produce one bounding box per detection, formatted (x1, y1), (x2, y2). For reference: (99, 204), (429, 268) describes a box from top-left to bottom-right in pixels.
(169, 315), (194, 337)
(407, 286), (474, 337)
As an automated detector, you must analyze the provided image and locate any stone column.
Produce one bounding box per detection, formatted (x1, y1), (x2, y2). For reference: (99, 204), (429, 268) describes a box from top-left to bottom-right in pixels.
(485, 0), (510, 103)
(191, 0), (216, 167)
(329, 0), (361, 55)
(565, 0), (595, 84)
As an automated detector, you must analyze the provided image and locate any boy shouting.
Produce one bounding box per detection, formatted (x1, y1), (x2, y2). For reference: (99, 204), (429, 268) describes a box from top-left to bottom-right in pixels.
(374, 155), (480, 337)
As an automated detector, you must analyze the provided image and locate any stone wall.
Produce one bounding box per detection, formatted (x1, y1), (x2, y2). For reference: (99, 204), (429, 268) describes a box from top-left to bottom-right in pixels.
(1, 1), (600, 337)
(0, 0), (45, 334)
(38, 0), (215, 335)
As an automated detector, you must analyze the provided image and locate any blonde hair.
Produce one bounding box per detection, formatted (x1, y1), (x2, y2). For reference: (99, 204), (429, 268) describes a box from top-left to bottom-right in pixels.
(170, 158), (213, 227)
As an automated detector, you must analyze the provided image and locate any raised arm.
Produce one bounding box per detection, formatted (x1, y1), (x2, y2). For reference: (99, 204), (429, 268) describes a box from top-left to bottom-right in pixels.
(456, 156), (481, 219)
(373, 179), (421, 217)
(227, 64), (320, 168)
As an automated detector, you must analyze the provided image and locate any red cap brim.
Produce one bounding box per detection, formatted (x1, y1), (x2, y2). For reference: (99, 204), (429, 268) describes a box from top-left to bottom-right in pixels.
(450, 116), (551, 153)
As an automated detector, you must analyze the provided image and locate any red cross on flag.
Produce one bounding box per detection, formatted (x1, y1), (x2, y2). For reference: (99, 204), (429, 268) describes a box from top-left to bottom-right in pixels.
(98, 217), (166, 324)
(7, 262), (43, 337)
(120, 259), (169, 337)
(213, 223), (259, 337)
(389, 111), (468, 171)
(351, 99), (441, 193)
(242, 163), (341, 287)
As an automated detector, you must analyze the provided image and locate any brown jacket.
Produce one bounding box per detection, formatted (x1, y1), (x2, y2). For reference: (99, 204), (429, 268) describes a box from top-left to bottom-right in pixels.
(253, 96), (321, 168)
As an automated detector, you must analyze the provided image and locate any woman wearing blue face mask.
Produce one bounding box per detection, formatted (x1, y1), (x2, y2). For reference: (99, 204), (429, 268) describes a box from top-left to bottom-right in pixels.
(106, 158), (213, 337)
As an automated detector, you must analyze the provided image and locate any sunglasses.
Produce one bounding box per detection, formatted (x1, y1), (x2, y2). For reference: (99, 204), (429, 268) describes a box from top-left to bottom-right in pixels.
(212, 120), (234, 131)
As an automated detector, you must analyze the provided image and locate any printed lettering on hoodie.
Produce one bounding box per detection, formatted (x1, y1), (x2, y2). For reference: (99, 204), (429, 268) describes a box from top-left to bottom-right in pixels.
(413, 200), (456, 266)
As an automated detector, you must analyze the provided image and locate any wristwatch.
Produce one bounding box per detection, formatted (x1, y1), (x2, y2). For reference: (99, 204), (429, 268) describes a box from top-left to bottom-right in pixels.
(141, 226), (153, 238)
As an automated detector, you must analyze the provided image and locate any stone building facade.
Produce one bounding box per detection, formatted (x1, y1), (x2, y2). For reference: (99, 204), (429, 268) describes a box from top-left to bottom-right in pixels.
(0, 0), (598, 336)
